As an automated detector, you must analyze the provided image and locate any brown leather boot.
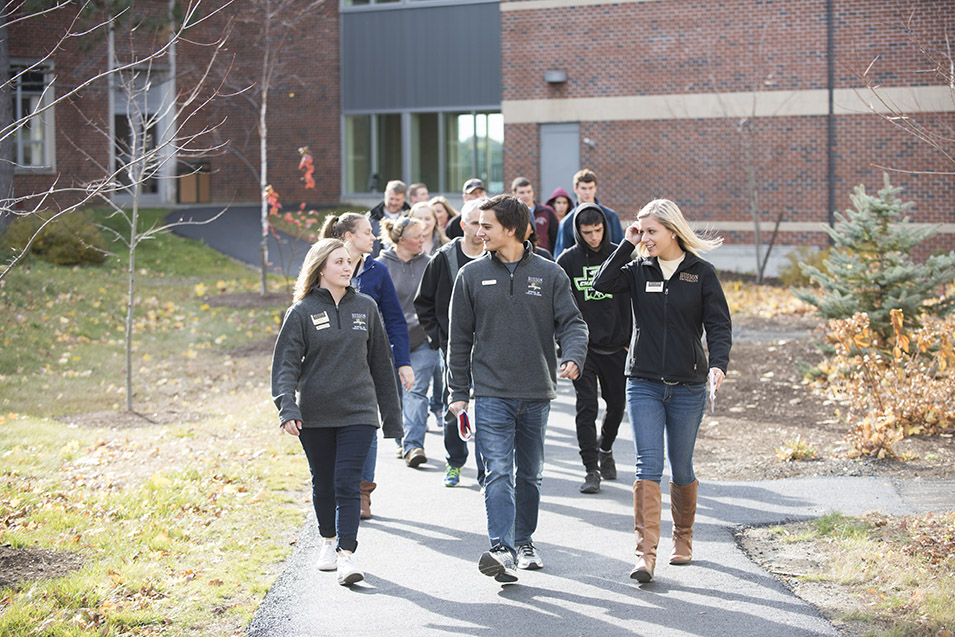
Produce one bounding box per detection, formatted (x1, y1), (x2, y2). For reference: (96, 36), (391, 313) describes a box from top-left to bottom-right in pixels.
(669, 479), (698, 565)
(630, 480), (662, 582)
(359, 481), (376, 520)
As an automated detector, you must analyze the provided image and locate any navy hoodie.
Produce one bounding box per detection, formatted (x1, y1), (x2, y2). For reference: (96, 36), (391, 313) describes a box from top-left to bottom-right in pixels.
(556, 204), (631, 354)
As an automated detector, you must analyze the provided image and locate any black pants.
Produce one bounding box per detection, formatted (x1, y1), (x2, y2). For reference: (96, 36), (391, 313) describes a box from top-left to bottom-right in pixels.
(572, 348), (627, 472)
(299, 425), (377, 553)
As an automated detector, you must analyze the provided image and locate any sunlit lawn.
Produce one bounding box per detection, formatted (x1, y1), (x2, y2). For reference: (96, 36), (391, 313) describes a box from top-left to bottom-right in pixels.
(0, 209), (309, 636)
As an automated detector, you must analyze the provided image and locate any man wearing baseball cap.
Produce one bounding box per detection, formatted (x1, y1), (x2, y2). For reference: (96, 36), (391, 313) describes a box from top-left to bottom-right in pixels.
(448, 178), (486, 238)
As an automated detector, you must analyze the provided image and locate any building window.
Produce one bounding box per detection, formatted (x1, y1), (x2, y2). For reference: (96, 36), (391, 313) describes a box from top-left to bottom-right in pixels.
(411, 112), (439, 193)
(444, 111), (503, 195)
(345, 115), (372, 192)
(10, 63), (54, 171)
(344, 110), (502, 195)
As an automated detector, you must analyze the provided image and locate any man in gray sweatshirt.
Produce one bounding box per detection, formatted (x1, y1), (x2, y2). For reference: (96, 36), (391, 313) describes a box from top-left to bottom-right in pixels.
(448, 195), (589, 584)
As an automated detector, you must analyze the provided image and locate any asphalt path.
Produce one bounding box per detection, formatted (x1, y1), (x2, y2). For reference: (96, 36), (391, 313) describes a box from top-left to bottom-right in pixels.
(167, 209), (954, 636)
(167, 205), (310, 276)
(245, 381), (955, 637)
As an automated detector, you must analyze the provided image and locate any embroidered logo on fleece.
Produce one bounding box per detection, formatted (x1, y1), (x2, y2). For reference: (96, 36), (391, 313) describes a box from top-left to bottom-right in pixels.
(311, 312), (330, 331)
(351, 313), (367, 331)
(679, 272), (699, 283)
(573, 265), (612, 301)
(526, 276), (543, 297)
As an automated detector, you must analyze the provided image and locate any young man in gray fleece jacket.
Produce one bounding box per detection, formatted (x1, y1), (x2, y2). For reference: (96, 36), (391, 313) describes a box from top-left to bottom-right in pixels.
(448, 195), (589, 584)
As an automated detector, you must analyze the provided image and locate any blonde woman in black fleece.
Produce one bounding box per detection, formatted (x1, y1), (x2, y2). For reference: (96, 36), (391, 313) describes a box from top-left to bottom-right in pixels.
(271, 238), (401, 586)
(593, 199), (732, 584)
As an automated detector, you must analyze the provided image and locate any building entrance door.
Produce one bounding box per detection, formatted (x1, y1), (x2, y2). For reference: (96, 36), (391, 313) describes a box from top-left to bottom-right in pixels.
(539, 123), (579, 204)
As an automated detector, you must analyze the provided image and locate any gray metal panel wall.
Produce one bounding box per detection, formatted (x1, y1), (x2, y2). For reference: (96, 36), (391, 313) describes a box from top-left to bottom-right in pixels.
(342, 3), (501, 112)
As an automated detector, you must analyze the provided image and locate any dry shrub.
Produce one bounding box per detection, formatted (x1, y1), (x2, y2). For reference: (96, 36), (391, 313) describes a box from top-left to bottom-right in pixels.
(819, 309), (955, 458)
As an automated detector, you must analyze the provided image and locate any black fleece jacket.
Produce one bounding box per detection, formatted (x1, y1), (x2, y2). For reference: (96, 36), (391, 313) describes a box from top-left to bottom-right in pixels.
(556, 204), (631, 354)
(592, 241), (732, 384)
(413, 238), (479, 352)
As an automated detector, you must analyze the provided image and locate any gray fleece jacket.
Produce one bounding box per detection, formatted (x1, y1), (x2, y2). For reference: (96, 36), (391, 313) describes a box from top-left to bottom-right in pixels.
(271, 287), (402, 437)
(376, 247), (431, 350)
(448, 241), (589, 403)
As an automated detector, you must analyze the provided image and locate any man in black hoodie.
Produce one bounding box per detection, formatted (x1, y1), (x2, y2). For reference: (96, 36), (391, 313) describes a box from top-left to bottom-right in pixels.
(556, 203), (631, 495)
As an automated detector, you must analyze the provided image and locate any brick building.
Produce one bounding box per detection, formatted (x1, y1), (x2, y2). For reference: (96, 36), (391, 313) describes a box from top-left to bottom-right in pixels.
(9, 0), (954, 272)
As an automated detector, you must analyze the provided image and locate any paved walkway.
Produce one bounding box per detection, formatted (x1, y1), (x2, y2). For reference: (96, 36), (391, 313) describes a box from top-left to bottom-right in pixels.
(168, 208), (955, 636)
(245, 382), (954, 637)
(167, 205), (310, 276)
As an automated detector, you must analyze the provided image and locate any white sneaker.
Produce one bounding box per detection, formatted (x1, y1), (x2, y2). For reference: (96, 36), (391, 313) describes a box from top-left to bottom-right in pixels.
(317, 537), (337, 571)
(478, 547), (518, 584)
(517, 543), (543, 570)
(336, 550), (364, 586)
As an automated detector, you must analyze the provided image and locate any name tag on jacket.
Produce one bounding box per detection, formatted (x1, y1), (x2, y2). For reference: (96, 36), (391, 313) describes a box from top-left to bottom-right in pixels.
(482, 279), (498, 286)
(646, 281), (664, 293)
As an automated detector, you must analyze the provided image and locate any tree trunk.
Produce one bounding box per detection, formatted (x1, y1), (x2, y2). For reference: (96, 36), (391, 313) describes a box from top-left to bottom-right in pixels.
(258, 2), (271, 295)
(0, 21), (15, 236)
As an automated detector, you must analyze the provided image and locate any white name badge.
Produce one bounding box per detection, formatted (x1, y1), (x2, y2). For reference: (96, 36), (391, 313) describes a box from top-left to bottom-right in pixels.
(646, 281), (664, 293)
(482, 279), (498, 286)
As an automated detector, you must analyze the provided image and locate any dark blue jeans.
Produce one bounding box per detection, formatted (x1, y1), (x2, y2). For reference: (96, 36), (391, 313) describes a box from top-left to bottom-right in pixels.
(299, 425), (377, 553)
(474, 397), (550, 553)
(626, 378), (706, 485)
(441, 347), (485, 484)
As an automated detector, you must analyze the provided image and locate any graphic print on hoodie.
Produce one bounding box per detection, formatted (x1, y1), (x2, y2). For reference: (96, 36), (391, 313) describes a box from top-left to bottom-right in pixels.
(556, 203), (631, 355)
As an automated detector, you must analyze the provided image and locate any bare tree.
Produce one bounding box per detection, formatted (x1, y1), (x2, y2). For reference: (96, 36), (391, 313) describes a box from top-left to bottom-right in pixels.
(206, 0), (324, 294)
(2, 0), (234, 412)
(850, 7), (955, 176)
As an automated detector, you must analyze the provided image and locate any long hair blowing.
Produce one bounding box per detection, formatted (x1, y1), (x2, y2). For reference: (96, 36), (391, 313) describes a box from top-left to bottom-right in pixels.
(293, 238), (345, 301)
(635, 199), (722, 257)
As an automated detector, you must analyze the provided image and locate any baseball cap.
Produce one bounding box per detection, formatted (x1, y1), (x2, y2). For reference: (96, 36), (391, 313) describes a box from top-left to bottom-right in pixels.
(463, 178), (485, 194)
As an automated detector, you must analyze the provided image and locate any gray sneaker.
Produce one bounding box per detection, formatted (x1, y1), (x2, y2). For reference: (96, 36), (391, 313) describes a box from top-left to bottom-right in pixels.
(579, 470), (601, 494)
(478, 547), (518, 583)
(516, 543), (543, 570)
(598, 448), (617, 480)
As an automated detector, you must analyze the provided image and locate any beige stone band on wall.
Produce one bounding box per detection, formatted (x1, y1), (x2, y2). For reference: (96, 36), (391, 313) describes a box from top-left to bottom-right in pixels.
(502, 86), (955, 124)
(501, 0), (662, 10)
(686, 222), (955, 234)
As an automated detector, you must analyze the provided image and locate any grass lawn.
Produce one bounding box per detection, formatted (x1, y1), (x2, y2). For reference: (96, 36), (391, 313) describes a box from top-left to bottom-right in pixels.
(0, 209), (310, 636)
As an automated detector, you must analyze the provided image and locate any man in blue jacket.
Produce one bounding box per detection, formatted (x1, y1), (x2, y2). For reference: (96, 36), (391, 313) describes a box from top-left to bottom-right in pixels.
(553, 168), (624, 257)
(448, 195), (589, 584)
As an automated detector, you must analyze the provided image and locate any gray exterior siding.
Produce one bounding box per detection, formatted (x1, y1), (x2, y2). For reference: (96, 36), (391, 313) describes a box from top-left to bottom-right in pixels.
(342, 2), (501, 112)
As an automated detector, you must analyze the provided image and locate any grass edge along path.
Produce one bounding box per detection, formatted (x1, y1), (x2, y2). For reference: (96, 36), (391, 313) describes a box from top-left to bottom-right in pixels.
(1, 209), (311, 636)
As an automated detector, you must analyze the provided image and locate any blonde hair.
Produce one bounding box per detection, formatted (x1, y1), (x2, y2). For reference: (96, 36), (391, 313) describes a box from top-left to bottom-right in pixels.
(320, 212), (366, 240)
(380, 216), (424, 247)
(635, 199), (722, 257)
(410, 201), (449, 247)
(293, 238), (346, 301)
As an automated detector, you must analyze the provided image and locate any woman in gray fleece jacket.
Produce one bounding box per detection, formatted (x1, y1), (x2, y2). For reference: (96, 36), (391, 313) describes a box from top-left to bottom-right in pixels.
(271, 239), (401, 586)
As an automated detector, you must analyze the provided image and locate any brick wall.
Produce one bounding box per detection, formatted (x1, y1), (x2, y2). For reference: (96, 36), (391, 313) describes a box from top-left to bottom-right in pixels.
(501, 0), (955, 257)
(10, 0), (341, 209)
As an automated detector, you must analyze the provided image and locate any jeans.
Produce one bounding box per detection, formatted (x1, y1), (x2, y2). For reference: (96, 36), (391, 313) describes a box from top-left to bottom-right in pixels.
(441, 347), (485, 484)
(572, 348), (627, 472)
(430, 355), (446, 424)
(402, 341), (441, 453)
(361, 365), (404, 483)
(626, 377), (707, 485)
(298, 425), (377, 553)
(474, 397), (550, 553)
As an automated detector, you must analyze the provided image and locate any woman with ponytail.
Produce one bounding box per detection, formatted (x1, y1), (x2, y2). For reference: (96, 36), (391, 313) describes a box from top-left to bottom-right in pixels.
(320, 213), (414, 519)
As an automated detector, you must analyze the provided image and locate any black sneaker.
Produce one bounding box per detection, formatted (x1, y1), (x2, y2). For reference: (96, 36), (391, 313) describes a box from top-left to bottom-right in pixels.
(598, 449), (617, 480)
(579, 470), (601, 494)
(478, 547), (518, 583)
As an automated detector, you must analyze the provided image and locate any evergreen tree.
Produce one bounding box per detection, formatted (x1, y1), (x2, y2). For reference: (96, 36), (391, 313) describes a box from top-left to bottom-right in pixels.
(795, 174), (955, 343)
